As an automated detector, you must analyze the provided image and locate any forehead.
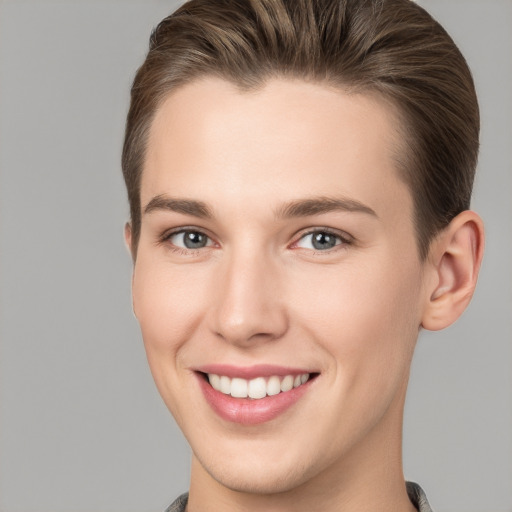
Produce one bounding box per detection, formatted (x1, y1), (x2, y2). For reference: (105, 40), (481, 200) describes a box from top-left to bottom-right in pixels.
(143, 77), (412, 223)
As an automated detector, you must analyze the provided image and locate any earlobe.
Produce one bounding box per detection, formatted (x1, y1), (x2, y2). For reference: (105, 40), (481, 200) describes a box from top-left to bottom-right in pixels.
(421, 210), (484, 331)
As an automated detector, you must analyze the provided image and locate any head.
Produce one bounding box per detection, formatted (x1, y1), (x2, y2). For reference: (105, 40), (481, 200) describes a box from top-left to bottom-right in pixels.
(122, 0), (484, 503)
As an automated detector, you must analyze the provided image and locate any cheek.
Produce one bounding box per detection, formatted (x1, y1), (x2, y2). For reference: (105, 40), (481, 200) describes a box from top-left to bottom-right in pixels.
(131, 253), (215, 426)
(290, 258), (422, 383)
(132, 252), (209, 378)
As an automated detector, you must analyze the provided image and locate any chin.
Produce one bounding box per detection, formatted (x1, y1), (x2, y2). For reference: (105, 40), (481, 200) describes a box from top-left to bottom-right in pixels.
(192, 436), (329, 496)
(202, 456), (315, 495)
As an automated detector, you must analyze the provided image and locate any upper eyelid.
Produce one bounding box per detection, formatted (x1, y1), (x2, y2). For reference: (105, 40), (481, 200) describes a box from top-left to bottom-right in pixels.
(161, 226), (214, 241)
(292, 227), (353, 244)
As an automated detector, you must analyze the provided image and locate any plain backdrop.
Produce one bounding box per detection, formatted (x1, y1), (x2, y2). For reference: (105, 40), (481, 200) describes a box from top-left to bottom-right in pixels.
(0, 1), (511, 511)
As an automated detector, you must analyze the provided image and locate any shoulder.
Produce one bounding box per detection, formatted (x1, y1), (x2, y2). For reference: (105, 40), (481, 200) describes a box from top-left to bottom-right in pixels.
(164, 492), (188, 512)
(407, 481), (434, 512)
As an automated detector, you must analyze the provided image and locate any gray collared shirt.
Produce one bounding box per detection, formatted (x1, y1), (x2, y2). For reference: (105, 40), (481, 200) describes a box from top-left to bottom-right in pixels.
(165, 481), (433, 511)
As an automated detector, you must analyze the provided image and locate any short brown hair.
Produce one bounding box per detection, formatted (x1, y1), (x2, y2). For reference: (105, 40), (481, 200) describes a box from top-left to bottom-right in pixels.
(122, 0), (479, 260)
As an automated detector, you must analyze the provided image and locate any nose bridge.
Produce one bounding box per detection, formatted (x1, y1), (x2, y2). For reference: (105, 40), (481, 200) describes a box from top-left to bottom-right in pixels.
(210, 243), (287, 345)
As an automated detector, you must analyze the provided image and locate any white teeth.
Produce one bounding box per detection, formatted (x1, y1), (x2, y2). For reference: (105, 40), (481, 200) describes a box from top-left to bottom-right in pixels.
(208, 373), (221, 391)
(248, 377), (267, 399)
(206, 373), (312, 399)
(280, 375), (294, 392)
(220, 375), (231, 394)
(231, 378), (248, 398)
(267, 376), (281, 396)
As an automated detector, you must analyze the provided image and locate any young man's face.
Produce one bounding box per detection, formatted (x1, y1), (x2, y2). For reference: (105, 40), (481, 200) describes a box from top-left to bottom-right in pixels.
(130, 78), (430, 494)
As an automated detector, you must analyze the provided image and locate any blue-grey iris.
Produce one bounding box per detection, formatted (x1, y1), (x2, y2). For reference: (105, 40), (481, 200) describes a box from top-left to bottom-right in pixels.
(184, 231), (208, 249)
(312, 232), (338, 250)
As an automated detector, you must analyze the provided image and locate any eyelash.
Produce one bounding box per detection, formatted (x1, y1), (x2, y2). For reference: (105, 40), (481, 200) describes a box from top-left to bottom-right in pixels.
(159, 227), (353, 256)
(292, 228), (353, 253)
(159, 227), (216, 256)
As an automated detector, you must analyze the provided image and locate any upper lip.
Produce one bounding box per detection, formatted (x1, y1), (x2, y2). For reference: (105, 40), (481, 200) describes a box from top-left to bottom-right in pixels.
(193, 364), (315, 379)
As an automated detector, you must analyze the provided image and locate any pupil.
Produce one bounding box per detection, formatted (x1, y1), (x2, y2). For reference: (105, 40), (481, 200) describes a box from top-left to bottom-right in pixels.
(312, 232), (336, 250)
(184, 231), (206, 249)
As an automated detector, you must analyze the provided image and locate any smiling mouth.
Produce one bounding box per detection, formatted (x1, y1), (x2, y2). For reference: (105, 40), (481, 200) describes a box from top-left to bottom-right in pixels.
(204, 372), (315, 399)
(196, 368), (318, 424)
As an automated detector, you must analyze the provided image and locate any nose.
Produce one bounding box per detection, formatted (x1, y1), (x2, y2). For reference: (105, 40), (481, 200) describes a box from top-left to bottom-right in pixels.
(208, 248), (289, 347)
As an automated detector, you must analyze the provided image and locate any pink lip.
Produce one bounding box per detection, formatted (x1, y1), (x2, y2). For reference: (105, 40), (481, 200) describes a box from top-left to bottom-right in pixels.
(194, 366), (316, 425)
(195, 364), (310, 379)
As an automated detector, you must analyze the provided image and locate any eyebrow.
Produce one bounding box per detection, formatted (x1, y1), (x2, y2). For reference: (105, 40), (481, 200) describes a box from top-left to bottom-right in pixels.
(144, 195), (213, 218)
(275, 196), (377, 219)
(143, 194), (377, 220)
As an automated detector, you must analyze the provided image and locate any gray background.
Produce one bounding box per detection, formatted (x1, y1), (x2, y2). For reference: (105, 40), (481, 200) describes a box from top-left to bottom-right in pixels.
(0, 1), (510, 511)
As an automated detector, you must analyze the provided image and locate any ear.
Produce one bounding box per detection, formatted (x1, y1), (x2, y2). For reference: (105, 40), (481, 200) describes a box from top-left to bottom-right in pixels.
(421, 210), (484, 331)
(124, 222), (135, 261)
(124, 222), (139, 319)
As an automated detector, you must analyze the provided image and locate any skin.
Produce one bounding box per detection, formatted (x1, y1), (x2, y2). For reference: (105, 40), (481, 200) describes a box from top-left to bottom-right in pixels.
(126, 77), (484, 512)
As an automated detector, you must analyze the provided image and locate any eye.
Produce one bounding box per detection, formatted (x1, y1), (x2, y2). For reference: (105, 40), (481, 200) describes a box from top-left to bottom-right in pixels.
(167, 230), (213, 250)
(295, 230), (347, 251)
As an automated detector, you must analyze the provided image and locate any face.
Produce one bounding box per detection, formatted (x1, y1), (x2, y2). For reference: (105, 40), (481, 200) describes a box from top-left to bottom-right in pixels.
(130, 78), (429, 494)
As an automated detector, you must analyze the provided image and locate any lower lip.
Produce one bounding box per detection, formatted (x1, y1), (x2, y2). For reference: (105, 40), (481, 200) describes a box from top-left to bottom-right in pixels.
(197, 374), (314, 425)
